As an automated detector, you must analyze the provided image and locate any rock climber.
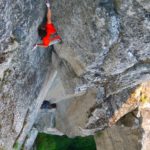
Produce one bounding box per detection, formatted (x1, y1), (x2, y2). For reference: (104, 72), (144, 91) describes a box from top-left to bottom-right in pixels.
(33, 0), (61, 49)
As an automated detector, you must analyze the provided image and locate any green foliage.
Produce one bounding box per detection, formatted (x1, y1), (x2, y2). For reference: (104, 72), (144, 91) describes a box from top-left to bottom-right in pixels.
(35, 133), (96, 150)
(13, 142), (20, 150)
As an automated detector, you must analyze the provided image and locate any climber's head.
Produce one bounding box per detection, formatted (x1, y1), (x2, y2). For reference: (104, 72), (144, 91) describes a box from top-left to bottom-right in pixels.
(38, 25), (47, 40)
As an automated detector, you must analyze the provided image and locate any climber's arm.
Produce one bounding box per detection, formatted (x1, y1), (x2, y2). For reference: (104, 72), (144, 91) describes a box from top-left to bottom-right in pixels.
(46, 2), (52, 24)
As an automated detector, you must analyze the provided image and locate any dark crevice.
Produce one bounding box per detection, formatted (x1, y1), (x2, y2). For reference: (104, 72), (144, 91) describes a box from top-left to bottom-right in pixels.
(99, 0), (118, 16)
(13, 109), (30, 149)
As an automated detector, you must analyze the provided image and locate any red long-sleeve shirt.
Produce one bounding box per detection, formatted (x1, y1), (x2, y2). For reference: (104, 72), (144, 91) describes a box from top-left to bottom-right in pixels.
(37, 23), (61, 47)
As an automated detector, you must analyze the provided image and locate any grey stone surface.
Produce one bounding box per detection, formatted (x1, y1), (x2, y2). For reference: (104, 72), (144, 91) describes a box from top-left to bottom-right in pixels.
(0, 0), (150, 149)
(0, 1), (52, 149)
(94, 126), (141, 150)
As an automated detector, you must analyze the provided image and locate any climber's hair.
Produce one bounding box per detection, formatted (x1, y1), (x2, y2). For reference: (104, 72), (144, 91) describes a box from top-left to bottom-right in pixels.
(38, 24), (47, 40)
(38, 10), (47, 40)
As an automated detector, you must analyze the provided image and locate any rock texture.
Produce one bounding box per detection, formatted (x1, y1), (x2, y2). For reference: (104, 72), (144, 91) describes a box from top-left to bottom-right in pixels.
(52, 0), (150, 136)
(0, 0), (150, 150)
(94, 126), (141, 150)
(0, 1), (52, 149)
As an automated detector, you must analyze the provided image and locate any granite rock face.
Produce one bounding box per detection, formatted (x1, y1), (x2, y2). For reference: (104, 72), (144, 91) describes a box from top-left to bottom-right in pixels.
(94, 126), (141, 150)
(0, 0), (150, 150)
(52, 0), (150, 133)
(0, 0), (52, 149)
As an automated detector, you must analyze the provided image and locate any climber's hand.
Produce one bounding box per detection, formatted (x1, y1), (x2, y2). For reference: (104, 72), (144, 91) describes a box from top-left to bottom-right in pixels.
(45, 0), (50, 8)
